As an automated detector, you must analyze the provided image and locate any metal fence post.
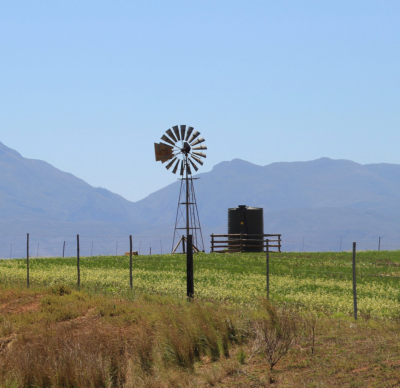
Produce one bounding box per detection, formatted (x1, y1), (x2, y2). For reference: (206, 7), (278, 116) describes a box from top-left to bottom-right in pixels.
(378, 237), (381, 251)
(129, 235), (133, 290)
(27, 233), (29, 288)
(352, 242), (357, 320)
(187, 235), (194, 299)
(77, 234), (80, 287)
(266, 239), (269, 300)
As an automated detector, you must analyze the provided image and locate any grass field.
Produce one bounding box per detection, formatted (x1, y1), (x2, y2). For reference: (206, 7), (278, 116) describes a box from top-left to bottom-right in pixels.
(1, 250), (400, 319)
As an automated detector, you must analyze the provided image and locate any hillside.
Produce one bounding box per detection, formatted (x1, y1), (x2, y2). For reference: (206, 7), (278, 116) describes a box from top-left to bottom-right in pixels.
(1, 141), (400, 255)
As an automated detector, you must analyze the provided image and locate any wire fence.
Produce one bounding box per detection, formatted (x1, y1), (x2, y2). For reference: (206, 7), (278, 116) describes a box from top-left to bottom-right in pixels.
(0, 234), (398, 259)
(1, 235), (400, 318)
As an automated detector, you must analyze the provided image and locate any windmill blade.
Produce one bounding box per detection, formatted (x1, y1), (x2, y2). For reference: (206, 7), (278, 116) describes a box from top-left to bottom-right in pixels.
(192, 145), (207, 150)
(172, 125), (181, 141)
(180, 125), (186, 141)
(172, 159), (180, 174)
(188, 157), (199, 171)
(166, 129), (178, 143)
(179, 160), (184, 175)
(188, 130), (200, 143)
(161, 135), (175, 147)
(185, 126), (194, 141)
(192, 151), (206, 158)
(191, 155), (204, 166)
(190, 137), (205, 147)
(165, 157), (177, 170)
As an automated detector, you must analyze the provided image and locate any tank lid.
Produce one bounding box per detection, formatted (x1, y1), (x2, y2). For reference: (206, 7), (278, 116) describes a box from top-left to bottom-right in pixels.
(238, 205), (247, 208)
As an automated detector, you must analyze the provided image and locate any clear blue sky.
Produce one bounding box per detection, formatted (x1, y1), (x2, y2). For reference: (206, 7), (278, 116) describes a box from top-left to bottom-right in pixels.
(1, 1), (399, 202)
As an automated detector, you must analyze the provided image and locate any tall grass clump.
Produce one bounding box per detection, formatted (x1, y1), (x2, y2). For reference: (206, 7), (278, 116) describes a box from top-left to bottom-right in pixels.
(0, 292), (245, 387)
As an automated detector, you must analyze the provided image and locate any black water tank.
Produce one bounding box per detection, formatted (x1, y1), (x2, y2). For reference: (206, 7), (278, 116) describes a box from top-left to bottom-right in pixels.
(228, 205), (264, 252)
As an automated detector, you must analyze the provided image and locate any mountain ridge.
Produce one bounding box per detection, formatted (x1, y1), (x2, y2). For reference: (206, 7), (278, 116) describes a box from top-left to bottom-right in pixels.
(1, 141), (400, 255)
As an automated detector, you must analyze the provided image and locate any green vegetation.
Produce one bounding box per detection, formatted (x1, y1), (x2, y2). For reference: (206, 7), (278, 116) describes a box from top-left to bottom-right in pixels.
(1, 250), (400, 319)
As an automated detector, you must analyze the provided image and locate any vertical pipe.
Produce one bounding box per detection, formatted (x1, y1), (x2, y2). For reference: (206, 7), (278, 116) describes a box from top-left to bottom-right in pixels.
(352, 242), (357, 320)
(378, 237), (381, 252)
(63, 241), (65, 258)
(77, 234), (80, 288)
(266, 239), (269, 300)
(129, 235), (133, 290)
(185, 155), (190, 253)
(187, 234), (194, 298)
(27, 233), (29, 288)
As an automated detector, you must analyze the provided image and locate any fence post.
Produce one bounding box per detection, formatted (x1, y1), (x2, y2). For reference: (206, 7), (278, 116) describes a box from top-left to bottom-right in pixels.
(378, 237), (381, 251)
(77, 234), (80, 288)
(266, 239), (269, 300)
(27, 233), (29, 288)
(187, 235), (194, 299)
(211, 234), (214, 253)
(129, 235), (133, 290)
(352, 242), (357, 320)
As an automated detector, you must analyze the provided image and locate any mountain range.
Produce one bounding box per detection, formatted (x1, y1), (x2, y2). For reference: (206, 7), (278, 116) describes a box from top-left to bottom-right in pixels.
(1, 141), (400, 256)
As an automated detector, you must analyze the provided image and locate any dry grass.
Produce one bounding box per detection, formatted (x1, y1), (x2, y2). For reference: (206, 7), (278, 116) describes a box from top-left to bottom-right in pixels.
(1, 285), (400, 387)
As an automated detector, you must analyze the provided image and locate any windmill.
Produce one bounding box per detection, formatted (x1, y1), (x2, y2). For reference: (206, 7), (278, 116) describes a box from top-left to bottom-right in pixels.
(154, 125), (206, 253)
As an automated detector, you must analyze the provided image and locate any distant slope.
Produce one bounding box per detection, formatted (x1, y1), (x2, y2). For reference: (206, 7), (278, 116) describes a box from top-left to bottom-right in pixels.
(135, 157), (400, 244)
(0, 142), (139, 223)
(1, 140), (400, 255)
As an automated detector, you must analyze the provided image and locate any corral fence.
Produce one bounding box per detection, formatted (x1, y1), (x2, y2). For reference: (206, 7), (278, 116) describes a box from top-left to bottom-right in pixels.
(210, 233), (281, 253)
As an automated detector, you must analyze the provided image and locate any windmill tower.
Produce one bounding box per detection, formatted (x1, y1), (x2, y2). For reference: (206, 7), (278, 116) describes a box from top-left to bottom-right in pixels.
(154, 125), (206, 253)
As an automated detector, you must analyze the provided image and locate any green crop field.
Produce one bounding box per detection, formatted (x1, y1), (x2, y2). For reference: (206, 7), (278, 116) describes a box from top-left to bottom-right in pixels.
(1, 251), (400, 319)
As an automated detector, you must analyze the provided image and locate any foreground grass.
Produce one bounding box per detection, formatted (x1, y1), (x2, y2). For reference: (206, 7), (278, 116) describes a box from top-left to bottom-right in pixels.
(1, 251), (400, 318)
(1, 284), (400, 387)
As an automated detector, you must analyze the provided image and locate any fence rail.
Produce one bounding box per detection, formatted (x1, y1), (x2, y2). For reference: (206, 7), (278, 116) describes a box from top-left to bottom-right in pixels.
(210, 233), (281, 253)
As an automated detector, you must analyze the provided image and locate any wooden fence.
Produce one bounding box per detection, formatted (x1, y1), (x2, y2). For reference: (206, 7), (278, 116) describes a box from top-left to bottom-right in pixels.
(210, 234), (281, 253)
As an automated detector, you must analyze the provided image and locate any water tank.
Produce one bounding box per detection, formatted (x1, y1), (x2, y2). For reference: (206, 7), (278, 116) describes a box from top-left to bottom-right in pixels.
(228, 205), (264, 252)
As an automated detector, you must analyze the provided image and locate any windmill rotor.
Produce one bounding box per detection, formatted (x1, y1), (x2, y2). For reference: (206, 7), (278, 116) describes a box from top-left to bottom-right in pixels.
(154, 125), (207, 175)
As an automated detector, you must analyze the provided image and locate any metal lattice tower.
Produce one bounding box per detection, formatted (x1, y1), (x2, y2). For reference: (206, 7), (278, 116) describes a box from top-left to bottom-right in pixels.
(154, 125), (206, 253)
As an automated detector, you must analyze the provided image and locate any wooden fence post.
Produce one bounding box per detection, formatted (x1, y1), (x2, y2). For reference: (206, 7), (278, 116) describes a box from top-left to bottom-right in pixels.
(129, 235), (133, 290)
(211, 234), (214, 253)
(352, 242), (357, 320)
(77, 234), (80, 288)
(266, 239), (269, 300)
(27, 233), (29, 288)
(187, 235), (194, 299)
